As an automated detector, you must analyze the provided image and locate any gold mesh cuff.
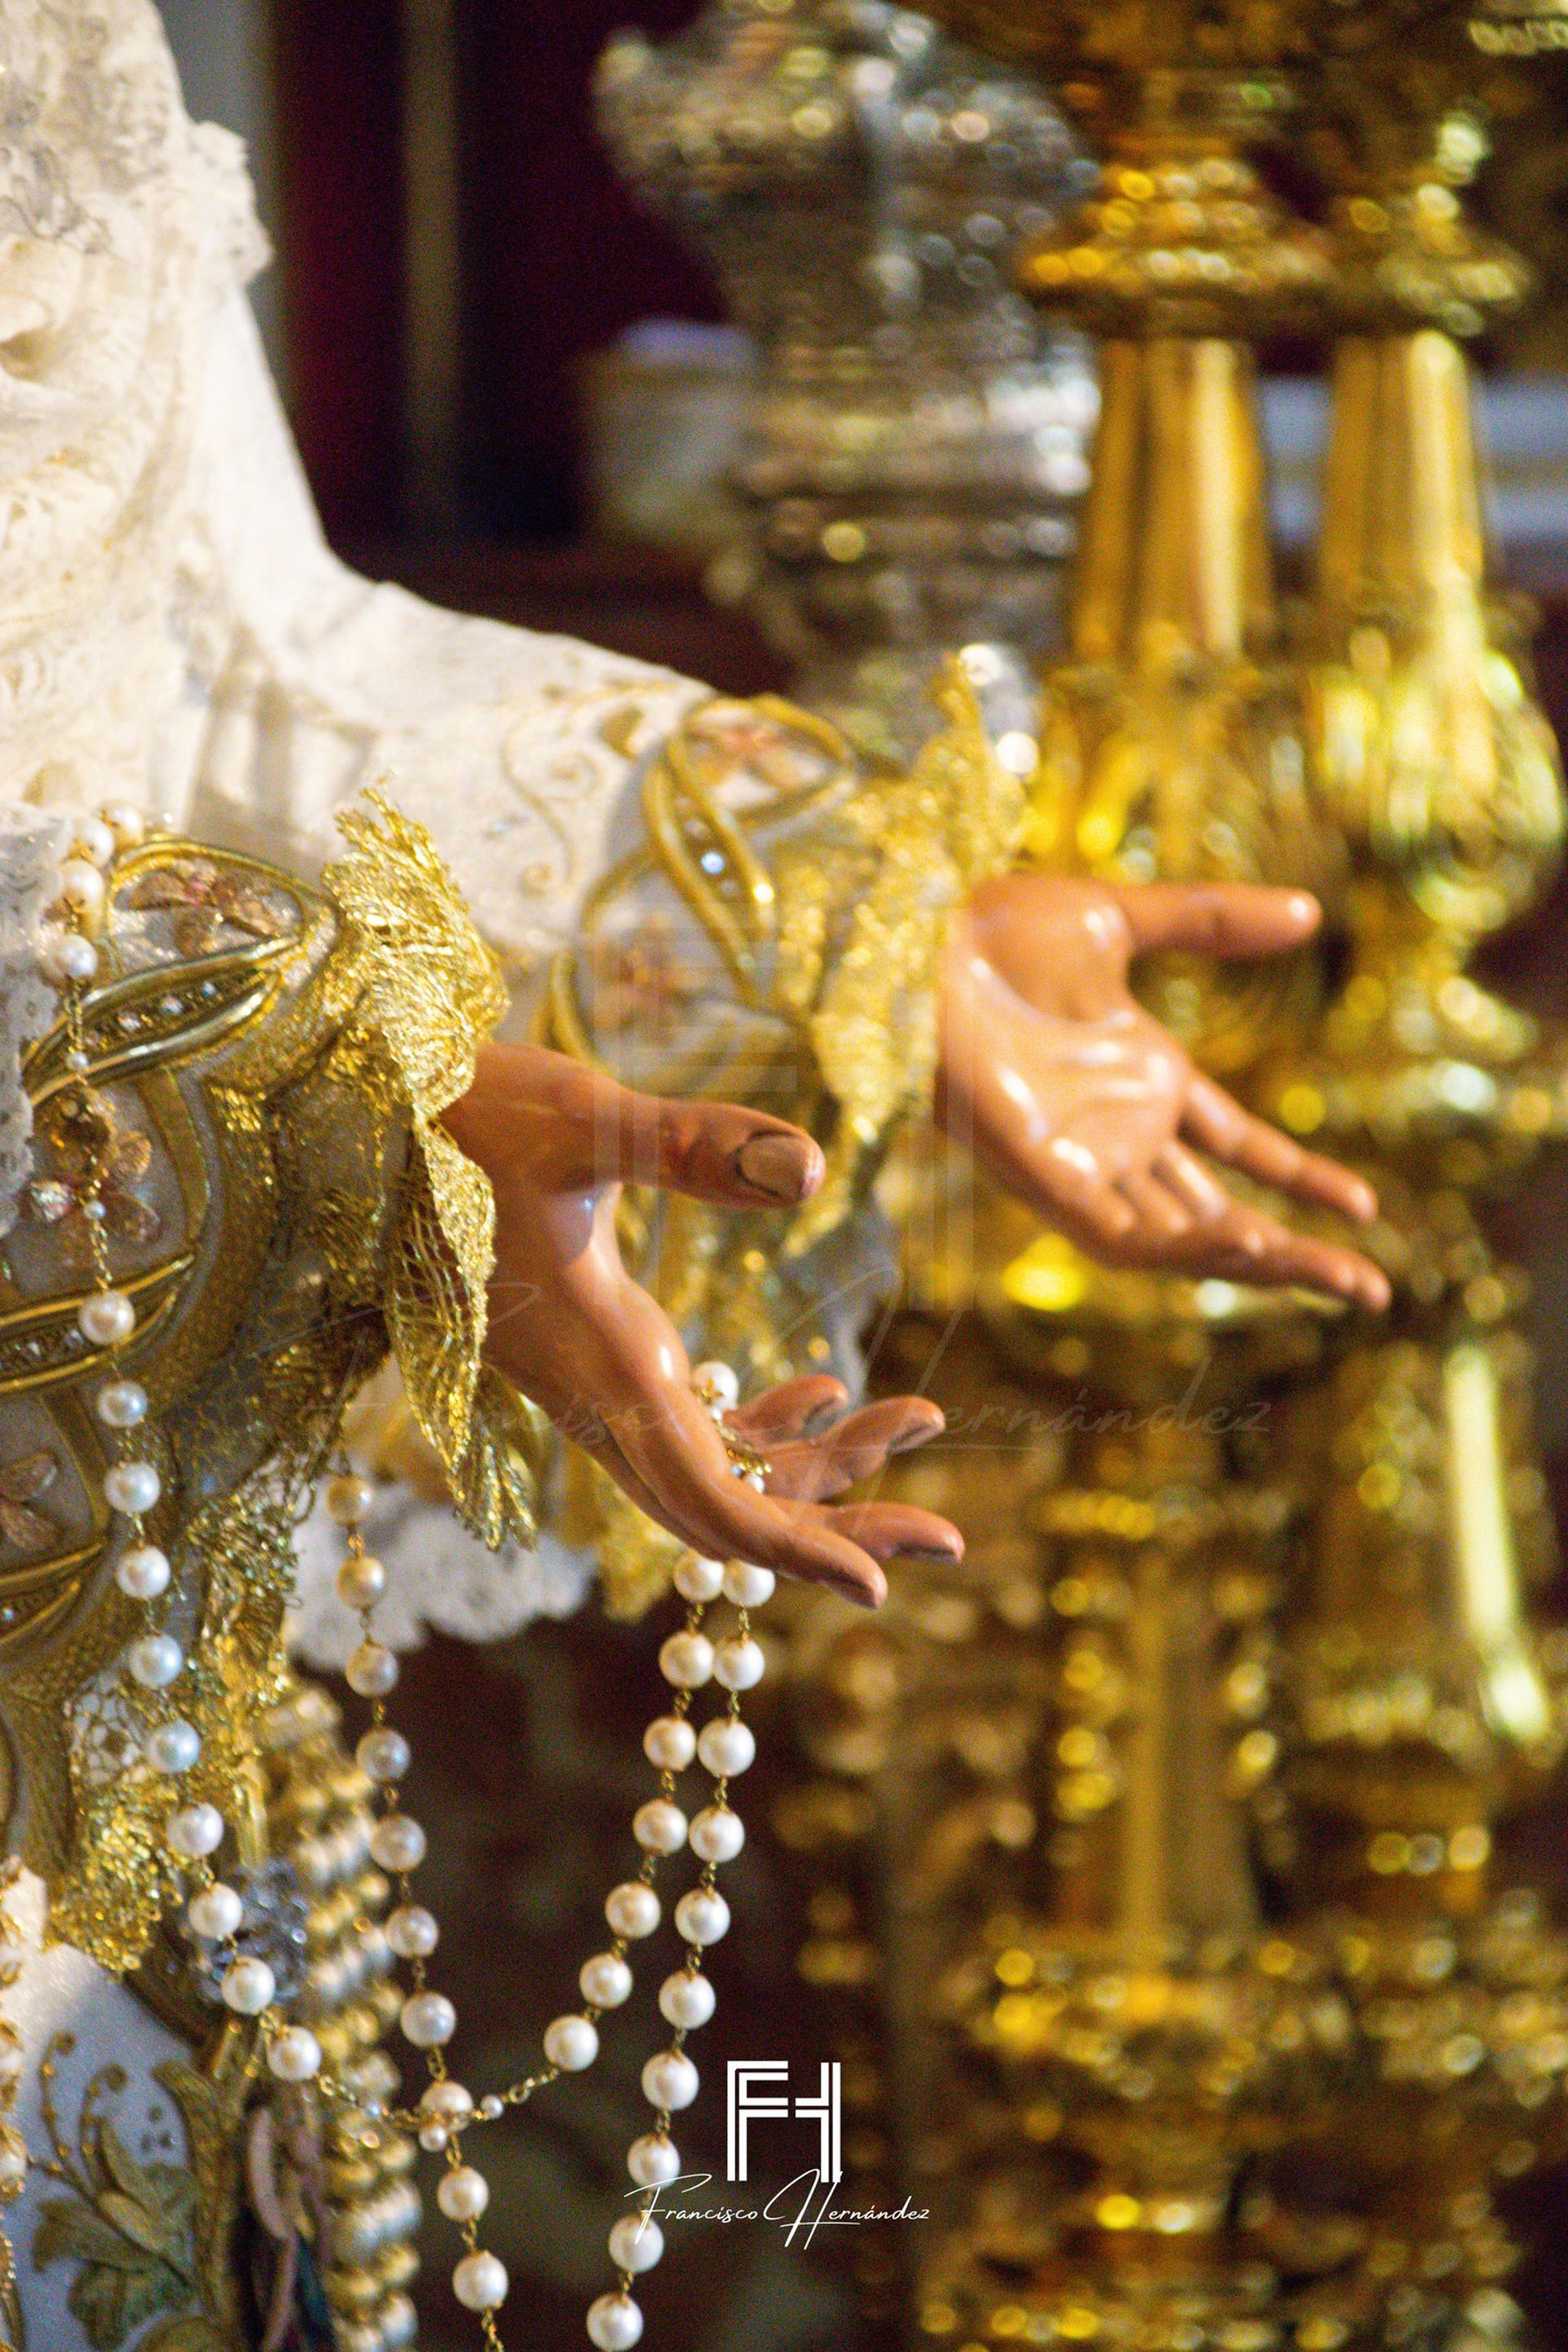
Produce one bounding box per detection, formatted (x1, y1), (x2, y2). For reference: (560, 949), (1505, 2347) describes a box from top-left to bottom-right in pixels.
(325, 792), (544, 1548)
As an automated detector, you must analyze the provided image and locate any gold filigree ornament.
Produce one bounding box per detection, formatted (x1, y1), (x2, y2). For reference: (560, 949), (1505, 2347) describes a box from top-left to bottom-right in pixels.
(548, 675), (1023, 1612)
(0, 795), (523, 1976)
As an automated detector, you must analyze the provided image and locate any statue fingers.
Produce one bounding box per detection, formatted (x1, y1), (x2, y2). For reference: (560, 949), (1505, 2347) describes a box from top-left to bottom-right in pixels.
(1116, 1169), (1194, 1240)
(725, 1374), (849, 1443)
(759, 1396), (945, 1501)
(1182, 1073), (1379, 1223)
(817, 1501), (966, 1565)
(456, 1042), (826, 1208)
(1167, 1203), (1391, 1307)
(612, 1370), (898, 1605)
(1107, 881), (1321, 961)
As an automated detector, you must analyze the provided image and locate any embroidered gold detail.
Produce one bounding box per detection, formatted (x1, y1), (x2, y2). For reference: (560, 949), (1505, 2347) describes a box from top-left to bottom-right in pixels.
(324, 790), (542, 1548)
(33, 2033), (245, 2352)
(0, 806), (530, 1971)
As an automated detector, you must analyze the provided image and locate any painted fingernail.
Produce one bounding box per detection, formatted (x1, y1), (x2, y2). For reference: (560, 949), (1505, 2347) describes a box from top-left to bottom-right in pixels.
(891, 1416), (941, 1454)
(736, 1132), (818, 1203)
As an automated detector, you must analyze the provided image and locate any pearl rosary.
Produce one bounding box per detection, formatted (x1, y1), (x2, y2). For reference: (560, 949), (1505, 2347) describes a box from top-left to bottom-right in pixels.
(37, 817), (778, 2350)
(320, 1354), (773, 2350)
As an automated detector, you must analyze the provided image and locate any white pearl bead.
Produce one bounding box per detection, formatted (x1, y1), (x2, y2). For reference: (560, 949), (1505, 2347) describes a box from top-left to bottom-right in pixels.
(59, 859), (105, 913)
(357, 1727), (411, 1783)
(641, 2049), (698, 2111)
(479, 2095), (505, 2122)
(187, 1882), (243, 1940)
(581, 1953), (634, 2009)
(96, 1379), (149, 1429)
(78, 1290), (134, 1346)
(452, 2252), (508, 2313)
(674, 1888), (731, 1948)
(146, 1719), (200, 1775)
(543, 2014), (599, 2072)
(336, 1553), (387, 1610)
(608, 2214), (665, 2275)
(0, 2141), (26, 2192)
(697, 1718), (756, 1778)
(104, 1460), (161, 1515)
(419, 2080), (474, 2125)
(46, 931), (99, 986)
(221, 1957), (276, 2015)
(400, 1990), (457, 2048)
(722, 1560), (776, 1609)
(167, 1803), (224, 1859)
(101, 801), (145, 849)
(587, 2292), (644, 2350)
(127, 1633), (183, 1689)
(642, 1714), (697, 1772)
(605, 1882), (661, 1940)
(345, 1641), (398, 1698)
(713, 1635), (765, 1692)
(325, 1472), (373, 1525)
(115, 1544), (171, 1601)
(437, 2166), (489, 2222)
(419, 2122), (449, 2153)
(633, 1798), (688, 1856)
(72, 818), (117, 867)
(626, 2133), (680, 2187)
(659, 1970), (717, 2031)
(369, 1815), (426, 1873)
(690, 1804), (745, 1864)
(380, 2295), (416, 2352)
(692, 1361), (739, 1410)
(267, 2027), (323, 2082)
(672, 1554), (724, 1603)
(659, 1631), (714, 1689)
(385, 1903), (439, 1958)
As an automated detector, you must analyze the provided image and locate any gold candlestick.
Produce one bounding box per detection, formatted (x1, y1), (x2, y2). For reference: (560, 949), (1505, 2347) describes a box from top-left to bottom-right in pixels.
(835, 7), (1568, 2348)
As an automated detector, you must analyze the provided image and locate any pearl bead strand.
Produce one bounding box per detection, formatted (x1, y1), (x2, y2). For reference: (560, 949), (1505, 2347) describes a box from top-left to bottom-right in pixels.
(47, 818), (243, 1946)
(314, 1361), (774, 2351)
(49, 813), (330, 2079)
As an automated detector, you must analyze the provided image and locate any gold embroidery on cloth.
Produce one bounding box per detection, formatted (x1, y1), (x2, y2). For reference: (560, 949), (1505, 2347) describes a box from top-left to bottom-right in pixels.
(2, 804), (528, 1974)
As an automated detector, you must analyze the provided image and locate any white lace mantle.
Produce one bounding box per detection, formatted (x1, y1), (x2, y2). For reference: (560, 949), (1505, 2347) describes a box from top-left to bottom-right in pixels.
(0, 807), (69, 1237)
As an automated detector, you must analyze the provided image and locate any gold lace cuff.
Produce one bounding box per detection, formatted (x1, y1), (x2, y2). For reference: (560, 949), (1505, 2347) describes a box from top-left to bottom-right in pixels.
(324, 794), (544, 1548)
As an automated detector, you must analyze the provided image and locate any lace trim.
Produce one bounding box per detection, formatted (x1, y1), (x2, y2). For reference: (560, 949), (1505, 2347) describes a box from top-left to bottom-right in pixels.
(289, 1485), (592, 1668)
(323, 791), (545, 1548)
(0, 805), (69, 1236)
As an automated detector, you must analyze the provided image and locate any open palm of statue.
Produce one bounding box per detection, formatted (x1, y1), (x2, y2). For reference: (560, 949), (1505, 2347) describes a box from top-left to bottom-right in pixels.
(940, 872), (1390, 1304)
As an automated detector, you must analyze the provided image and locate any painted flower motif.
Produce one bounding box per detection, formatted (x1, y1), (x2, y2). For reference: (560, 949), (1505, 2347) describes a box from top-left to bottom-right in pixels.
(120, 858), (288, 958)
(687, 702), (835, 795)
(25, 1091), (160, 1265)
(0, 1447), (60, 1556)
(586, 916), (702, 1038)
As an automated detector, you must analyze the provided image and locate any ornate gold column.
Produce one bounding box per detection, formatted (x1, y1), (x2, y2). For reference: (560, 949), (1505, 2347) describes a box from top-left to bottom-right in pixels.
(808, 7), (1568, 2349)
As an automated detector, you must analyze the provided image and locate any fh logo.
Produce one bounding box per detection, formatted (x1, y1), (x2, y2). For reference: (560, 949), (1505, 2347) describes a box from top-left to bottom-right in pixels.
(726, 2061), (841, 2185)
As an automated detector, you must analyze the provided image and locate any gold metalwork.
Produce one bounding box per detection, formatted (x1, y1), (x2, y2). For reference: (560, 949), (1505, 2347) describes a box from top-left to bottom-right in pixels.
(0, 806), (517, 1975)
(620, 7), (1568, 2346)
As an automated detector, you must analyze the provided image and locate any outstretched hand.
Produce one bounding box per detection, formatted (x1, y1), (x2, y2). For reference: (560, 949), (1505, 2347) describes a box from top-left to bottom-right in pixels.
(938, 873), (1391, 1308)
(443, 1045), (960, 1609)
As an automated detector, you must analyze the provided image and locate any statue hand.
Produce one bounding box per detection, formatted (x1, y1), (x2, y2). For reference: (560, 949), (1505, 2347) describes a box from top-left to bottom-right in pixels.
(938, 873), (1391, 1308)
(443, 1044), (960, 1606)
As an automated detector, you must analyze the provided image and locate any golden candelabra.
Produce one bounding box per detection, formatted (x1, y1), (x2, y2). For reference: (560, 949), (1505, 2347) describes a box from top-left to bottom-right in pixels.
(760, 5), (1568, 2349)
